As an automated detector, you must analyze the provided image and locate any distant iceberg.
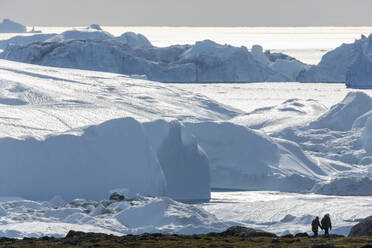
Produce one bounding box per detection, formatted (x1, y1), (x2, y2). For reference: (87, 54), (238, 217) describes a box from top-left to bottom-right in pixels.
(0, 19), (27, 33)
(345, 35), (372, 88)
(45, 28), (114, 43)
(0, 33), (56, 50)
(298, 34), (372, 88)
(0, 26), (309, 83)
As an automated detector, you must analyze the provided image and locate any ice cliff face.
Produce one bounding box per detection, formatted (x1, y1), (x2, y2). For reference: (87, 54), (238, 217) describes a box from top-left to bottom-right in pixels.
(157, 121), (210, 202)
(346, 35), (372, 88)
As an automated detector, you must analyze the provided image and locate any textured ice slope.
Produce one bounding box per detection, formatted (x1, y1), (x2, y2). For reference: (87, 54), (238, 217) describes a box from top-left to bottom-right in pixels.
(0, 59), (238, 139)
(186, 121), (329, 192)
(273, 92), (372, 195)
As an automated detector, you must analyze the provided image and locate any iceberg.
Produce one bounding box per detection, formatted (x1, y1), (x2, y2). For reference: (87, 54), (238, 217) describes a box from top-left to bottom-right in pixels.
(177, 40), (289, 82)
(88, 24), (103, 30)
(185, 121), (324, 192)
(0, 28), (306, 83)
(0, 19), (27, 33)
(298, 34), (372, 85)
(251, 45), (310, 80)
(0, 33), (56, 50)
(45, 28), (114, 43)
(346, 36), (372, 88)
(0, 118), (166, 201)
(114, 32), (152, 48)
(0, 40), (196, 82)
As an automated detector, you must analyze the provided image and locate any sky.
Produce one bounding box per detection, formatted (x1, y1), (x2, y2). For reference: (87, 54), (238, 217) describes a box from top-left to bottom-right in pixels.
(1, 0), (372, 27)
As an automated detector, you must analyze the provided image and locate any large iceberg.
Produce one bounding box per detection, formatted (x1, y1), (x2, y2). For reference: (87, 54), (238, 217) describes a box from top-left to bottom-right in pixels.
(0, 33), (56, 50)
(0, 117), (166, 201)
(0, 27), (306, 83)
(0, 59), (238, 202)
(0, 40), (196, 82)
(176, 40), (289, 82)
(298, 34), (372, 85)
(0, 19), (27, 33)
(251, 45), (310, 80)
(345, 35), (372, 88)
(185, 121), (325, 192)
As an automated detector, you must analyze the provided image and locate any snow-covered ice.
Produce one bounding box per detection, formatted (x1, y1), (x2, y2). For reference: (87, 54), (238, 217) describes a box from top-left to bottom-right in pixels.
(186, 121), (322, 192)
(0, 34), (56, 50)
(0, 59), (371, 196)
(0, 27), (309, 83)
(45, 27), (114, 43)
(0, 37), (370, 237)
(0, 117), (166, 201)
(202, 191), (372, 236)
(0, 191), (371, 238)
(0, 59), (238, 139)
(0, 196), (227, 238)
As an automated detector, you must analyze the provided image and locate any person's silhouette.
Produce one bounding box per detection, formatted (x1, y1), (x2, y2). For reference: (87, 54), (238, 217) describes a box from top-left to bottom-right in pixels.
(321, 214), (332, 236)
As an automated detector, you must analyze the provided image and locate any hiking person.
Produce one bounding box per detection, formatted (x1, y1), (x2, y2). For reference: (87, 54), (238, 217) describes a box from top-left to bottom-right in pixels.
(311, 216), (322, 237)
(321, 214), (332, 236)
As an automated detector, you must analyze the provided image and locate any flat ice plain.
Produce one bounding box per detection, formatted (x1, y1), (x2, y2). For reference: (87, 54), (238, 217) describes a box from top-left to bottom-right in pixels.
(0, 27), (372, 238)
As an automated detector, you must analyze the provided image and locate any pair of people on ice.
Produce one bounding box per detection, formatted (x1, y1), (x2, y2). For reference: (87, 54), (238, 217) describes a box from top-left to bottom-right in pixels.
(312, 214), (332, 237)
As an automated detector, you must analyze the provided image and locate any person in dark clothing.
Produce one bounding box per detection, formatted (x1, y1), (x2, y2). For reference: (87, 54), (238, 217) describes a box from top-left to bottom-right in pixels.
(321, 214), (332, 236)
(311, 216), (323, 237)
